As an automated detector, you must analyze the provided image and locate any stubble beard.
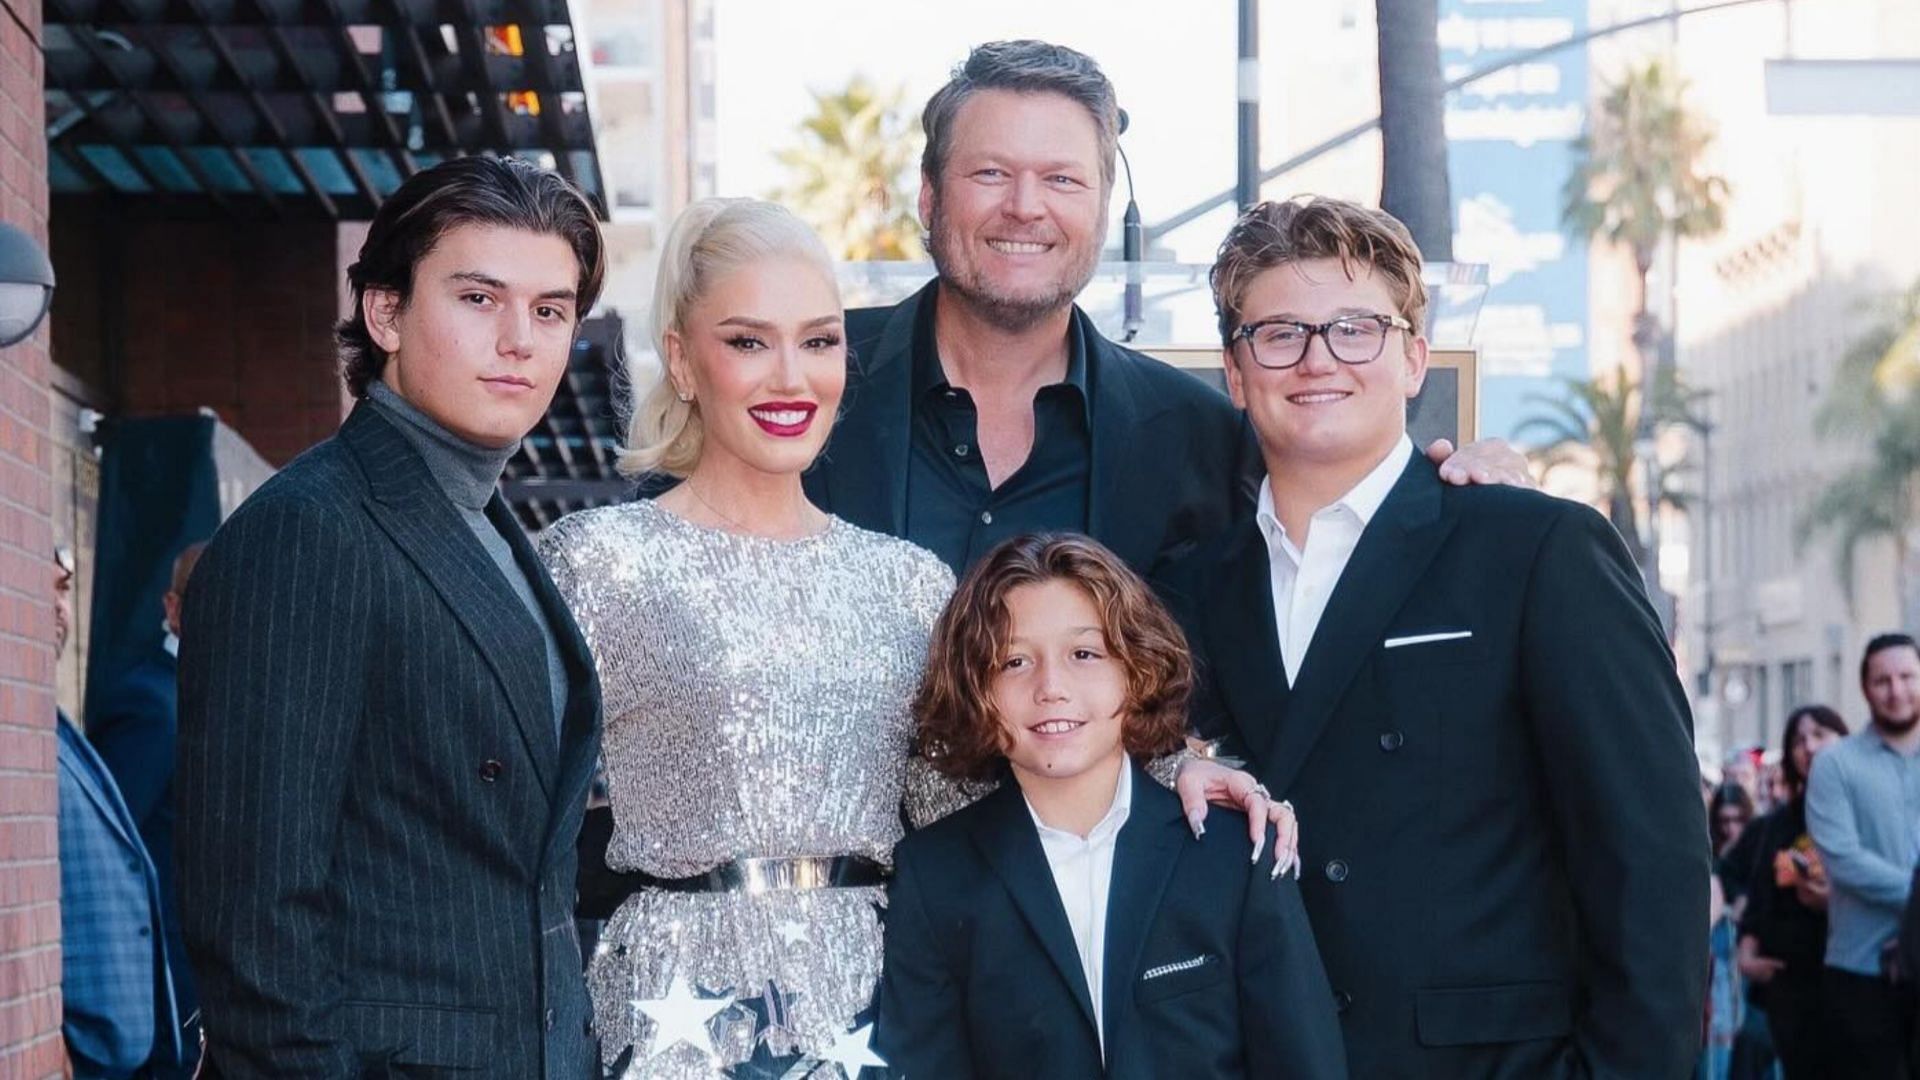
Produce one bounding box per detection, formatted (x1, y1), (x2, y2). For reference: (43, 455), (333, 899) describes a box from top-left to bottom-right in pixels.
(1872, 708), (1920, 736)
(925, 203), (1102, 336)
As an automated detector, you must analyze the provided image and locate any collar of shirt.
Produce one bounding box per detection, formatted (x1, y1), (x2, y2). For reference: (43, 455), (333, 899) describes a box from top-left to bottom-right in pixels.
(1255, 434), (1415, 564)
(911, 287), (1092, 421)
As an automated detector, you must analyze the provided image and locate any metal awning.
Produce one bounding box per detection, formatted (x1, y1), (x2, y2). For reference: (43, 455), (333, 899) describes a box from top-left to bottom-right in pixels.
(504, 314), (633, 531)
(42, 0), (607, 220)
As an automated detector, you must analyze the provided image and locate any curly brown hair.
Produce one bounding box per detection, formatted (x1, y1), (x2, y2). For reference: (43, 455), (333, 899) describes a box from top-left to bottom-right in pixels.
(915, 533), (1192, 782)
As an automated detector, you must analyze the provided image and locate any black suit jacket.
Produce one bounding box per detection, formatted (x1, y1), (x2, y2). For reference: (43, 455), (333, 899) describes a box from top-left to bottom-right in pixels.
(802, 282), (1261, 577)
(877, 761), (1347, 1079)
(1163, 456), (1709, 1080)
(177, 405), (602, 1080)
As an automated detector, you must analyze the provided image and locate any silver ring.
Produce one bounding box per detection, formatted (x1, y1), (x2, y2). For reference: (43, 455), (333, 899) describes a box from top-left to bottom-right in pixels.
(1275, 799), (1294, 816)
(1247, 783), (1272, 801)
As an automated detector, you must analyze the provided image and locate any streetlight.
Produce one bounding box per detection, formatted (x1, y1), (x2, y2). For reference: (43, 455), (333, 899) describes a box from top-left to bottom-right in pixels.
(0, 223), (55, 349)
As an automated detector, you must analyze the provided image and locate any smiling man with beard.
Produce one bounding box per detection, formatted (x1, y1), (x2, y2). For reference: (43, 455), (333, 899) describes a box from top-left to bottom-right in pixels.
(801, 39), (1528, 584)
(1806, 632), (1920, 1078)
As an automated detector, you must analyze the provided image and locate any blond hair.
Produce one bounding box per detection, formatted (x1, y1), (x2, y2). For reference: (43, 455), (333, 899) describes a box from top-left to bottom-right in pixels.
(1209, 196), (1430, 346)
(617, 198), (839, 478)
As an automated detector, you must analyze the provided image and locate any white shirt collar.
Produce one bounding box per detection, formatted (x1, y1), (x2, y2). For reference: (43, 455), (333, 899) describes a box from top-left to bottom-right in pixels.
(1256, 434), (1416, 548)
(1025, 759), (1134, 845)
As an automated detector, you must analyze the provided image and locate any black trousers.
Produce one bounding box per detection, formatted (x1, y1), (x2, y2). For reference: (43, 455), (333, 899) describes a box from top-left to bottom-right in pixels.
(1822, 966), (1915, 1080)
(1760, 970), (1825, 1079)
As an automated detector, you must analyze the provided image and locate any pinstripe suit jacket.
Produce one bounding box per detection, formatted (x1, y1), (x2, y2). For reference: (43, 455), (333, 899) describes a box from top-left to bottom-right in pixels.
(177, 404), (602, 1080)
(59, 710), (183, 1079)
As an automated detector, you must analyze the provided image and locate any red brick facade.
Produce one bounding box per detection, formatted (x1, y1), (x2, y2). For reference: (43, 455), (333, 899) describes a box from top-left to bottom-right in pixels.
(0, 0), (65, 1072)
(115, 220), (349, 465)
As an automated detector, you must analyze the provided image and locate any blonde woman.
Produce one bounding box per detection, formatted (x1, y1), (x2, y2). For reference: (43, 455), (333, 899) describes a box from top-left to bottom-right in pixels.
(539, 198), (1286, 1078)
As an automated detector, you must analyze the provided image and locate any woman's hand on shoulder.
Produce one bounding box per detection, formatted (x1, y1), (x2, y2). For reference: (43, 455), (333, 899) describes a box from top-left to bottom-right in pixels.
(1174, 756), (1300, 880)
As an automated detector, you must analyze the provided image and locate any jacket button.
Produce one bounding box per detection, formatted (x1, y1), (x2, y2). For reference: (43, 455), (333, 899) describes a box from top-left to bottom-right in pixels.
(479, 760), (504, 782)
(1379, 731), (1405, 752)
(1334, 990), (1353, 1013)
(1325, 859), (1350, 883)
(544, 1007), (555, 1032)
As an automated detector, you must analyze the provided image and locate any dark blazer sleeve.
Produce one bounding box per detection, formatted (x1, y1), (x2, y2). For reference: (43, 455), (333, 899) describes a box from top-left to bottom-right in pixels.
(876, 842), (977, 1078)
(1517, 503), (1709, 1077)
(176, 494), (371, 1078)
(1237, 849), (1346, 1078)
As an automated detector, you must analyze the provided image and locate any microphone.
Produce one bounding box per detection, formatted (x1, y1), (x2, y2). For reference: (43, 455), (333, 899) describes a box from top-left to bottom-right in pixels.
(1117, 108), (1144, 343)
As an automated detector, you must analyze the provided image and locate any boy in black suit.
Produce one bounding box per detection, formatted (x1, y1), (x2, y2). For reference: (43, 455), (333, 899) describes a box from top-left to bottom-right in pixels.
(877, 534), (1346, 1079)
(1164, 196), (1708, 1078)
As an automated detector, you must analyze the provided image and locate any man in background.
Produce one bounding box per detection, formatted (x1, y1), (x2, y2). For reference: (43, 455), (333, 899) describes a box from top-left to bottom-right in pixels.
(88, 541), (206, 1077)
(56, 545), (183, 1078)
(1807, 632), (1920, 1078)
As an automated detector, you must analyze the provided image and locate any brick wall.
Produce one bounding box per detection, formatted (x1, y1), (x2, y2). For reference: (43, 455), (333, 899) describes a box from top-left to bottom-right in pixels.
(114, 219), (350, 465)
(0, 0), (65, 1072)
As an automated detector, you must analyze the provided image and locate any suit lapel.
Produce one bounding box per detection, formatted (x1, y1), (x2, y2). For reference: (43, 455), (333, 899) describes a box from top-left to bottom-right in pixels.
(968, 780), (1101, 1038)
(1085, 317), (1172, 574)
(57, 714), (142, 853)
(811, 284), (924, 536)
(1261, 457), (1457, 792)
(1102, 766), (1184, 1037)
(1202, 522), (1290, 764)
(342, 406), (560, 798)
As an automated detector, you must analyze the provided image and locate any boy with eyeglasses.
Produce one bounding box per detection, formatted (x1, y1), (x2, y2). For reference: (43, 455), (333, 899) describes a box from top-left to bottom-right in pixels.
(1159, 196), (1710, 1079)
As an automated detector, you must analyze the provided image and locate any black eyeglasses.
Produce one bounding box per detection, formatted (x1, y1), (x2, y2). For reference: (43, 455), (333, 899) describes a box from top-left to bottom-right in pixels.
(1231, 312), (1413, 370)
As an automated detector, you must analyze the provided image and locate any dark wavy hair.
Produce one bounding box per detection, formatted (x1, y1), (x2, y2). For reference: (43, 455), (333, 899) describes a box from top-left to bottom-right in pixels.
(914, 533), (1191, 782)
(1779, 704), (1848, 792)
(336, 155), (606, 398)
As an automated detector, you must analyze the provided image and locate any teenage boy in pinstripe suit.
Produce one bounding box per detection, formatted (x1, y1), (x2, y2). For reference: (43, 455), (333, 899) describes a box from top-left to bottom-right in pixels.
(176, 157), (607, 1079)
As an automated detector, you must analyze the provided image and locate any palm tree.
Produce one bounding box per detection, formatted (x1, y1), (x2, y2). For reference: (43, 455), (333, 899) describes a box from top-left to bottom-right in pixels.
(1799, 279), (1920, 619)
(1562, 60), (1729, 386)
(1516, 366), (1707, 572)
(771, 77), (925, 261)
(1377, 0), (1454, 260)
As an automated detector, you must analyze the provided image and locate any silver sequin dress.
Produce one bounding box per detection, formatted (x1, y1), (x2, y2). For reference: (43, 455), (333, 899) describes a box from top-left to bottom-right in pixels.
(538, 500), (959, 1078)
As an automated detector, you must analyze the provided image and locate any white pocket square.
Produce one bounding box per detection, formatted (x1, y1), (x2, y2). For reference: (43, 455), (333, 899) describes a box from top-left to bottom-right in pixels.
(1383, 630), (1474, 649)
(1142, 954), (1213, 981)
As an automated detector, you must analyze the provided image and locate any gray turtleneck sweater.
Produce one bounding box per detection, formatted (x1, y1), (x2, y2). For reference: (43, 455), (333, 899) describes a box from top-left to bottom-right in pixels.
(368, 381), (570, 738)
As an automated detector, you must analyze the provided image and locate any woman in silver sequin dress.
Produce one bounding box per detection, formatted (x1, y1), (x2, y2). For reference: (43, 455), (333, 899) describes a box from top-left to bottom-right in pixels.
(539, 199), (957, 1079)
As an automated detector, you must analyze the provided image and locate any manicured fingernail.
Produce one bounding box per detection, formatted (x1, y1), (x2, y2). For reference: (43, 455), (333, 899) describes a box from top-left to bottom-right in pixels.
(1188, 813), (1206, 839)
(1251, 833), (1266, 865)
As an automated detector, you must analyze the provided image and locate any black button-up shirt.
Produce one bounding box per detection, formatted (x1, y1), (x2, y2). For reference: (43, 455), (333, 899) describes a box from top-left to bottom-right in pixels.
(904, 294), (1093, 574)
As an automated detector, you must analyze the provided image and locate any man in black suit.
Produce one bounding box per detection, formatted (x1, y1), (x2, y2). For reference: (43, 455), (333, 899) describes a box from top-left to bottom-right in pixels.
(177, 157), (606, 1079)
(803, 40), (1526, 581)
(1165, 197), (1709, 1078)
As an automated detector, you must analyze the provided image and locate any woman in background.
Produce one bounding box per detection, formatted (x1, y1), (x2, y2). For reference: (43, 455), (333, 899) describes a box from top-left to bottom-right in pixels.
(1738, 705), (1849, 1078)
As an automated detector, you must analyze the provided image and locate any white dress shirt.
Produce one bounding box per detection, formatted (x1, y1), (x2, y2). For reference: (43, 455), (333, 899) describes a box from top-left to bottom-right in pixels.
(1257, 435), (1415, 684)
(1025, 761), (1133, 1056)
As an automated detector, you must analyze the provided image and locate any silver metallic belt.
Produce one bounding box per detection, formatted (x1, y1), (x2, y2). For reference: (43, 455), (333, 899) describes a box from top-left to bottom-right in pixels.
(649, 855), (888, 895)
